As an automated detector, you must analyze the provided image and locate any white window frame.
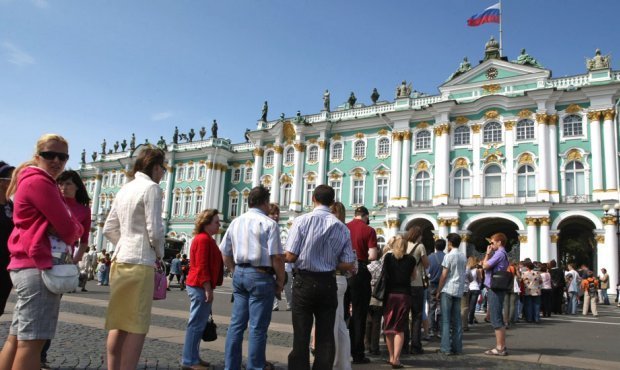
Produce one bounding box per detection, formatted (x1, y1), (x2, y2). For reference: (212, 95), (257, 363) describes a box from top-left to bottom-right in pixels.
(483, 164), (503, 198)
(232, 168), (241, 183)
(415, 130), (431, 150)
(453, 126), (471, 146)
(173, 191), (182, 216)
(516, 165), (536, 198)
(375, 176), (389, 205)
(264, 150), (275, 167)
(304, 179), (316, 207)
(176, 166), (185, 182)
(562, 114), (584, 138)
(194, 190), (203, 215)
(482, 121), (503, 144)
(197, 165), (206, 180)
(281, 183), (292, 207)
(353, 140), (366, 160)
(452, 168), (471, 200)
(331, 142), (343, 162)
(183, 190), (193, 216)
(516, 119), (535, 141)
(351, 178), (365, 205)
(329, 179), (342, 202)
(307, 145), (319, 164)
(241, 194), (249, 214)
(244, 167), (253, 183)
(229, 193), (239, 218)
(376, 137), (390, 157)
(187, 165), (195, 181)
(413, 171), (431, 202)
(564, 160), (585, 196)
(284, 146), (295, 165)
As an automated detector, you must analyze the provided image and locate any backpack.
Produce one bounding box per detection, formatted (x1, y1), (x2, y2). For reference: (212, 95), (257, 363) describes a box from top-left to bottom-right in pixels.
(587, 279), (597, 296)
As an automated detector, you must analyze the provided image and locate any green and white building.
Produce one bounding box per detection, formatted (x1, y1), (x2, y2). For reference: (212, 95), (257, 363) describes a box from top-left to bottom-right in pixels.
(80, 39), (620, 294)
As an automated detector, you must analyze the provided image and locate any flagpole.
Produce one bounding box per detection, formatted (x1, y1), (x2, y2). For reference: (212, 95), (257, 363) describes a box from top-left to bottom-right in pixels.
(499, 0), (503, 57)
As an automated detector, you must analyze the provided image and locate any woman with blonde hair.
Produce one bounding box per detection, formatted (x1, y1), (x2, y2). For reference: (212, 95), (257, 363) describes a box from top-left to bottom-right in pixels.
(181, 209), (224, 369)
(467, 257), (483, 325)
(0, 134), (82, 370)
(382, 235), (417, 368)
(103, 145), (166, 370)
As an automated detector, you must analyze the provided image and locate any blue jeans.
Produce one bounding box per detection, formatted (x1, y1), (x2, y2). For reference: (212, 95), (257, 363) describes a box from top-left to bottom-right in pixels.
(439, 293), (462, 354)
(225, 266), (275, 370)
(568, 291), (578, 314)
(600, 289), (610, 305)
(182, 286), (213, 366)
(487, 289), (506, 329)
(524, 295), (541, 322)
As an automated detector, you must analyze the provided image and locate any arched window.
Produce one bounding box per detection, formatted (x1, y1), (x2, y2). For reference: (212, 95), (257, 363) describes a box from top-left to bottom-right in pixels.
(415, 130), (431, 150)
(197, 165), (206, 180)
(329, 178), (342, 202)
(244, 167), (253, 182)
(176, 167), (185, 182)
(285, 147), (295, 164)
(484, 165), (502, 198)
(118, 173), (125, 185)
(563, 115), (583, 137)
(102, 174), (109, 187)
(304, 178), (316, 207)
(377, 236), (386, 251)
(110, 173), (116, 186)
(377, 137), (390, 156)
(307, 145), (319, 163)
(264, 150), (274, 166)
(565, 160), (585, 196)
(353, 140), (366, 158)
(517, 165), (536, 197)
(184, 191), (193, 216)
(516, 119), (535, 141)
(352, 178), (365, 204)
(241, 193), (249, 214)
(281, 183), (292, 206)
(194, 190), (203, 214)
(414, 171), (431, 201)
(173, 191), (182, 216)
(453, 168), (470, 199)
(483, 122), (502, 143)
(232, 168), (241, 183)
(375, 177), (389, 204)
(453, 126), (470, 146)
(229, 195), (239, 218)
(187, 166), (195, 180)
(331, 142), (343, 161)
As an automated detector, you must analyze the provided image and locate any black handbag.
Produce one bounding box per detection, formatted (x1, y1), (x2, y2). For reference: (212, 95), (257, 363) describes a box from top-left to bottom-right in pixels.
(201, 315), (217, 342)
(490, 251), (512, 291)
(372, 255), (389, 301)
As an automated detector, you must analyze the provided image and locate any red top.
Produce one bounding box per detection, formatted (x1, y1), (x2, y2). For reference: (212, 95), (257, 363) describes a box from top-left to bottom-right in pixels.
(346, 219), (377, 262)
(186, 232), (224, 289)
(65, 197), (91, 246)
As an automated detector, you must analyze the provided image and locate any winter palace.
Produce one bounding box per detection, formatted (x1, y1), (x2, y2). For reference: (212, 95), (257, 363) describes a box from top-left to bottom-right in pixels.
(80, 38), (620, 293)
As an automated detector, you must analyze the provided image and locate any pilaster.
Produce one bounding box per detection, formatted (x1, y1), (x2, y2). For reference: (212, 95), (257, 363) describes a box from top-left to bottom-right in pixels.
(471, 124), (482, 198)
(539, 217), (551, 263)
(252, 147), (264, 187)
(389, 132), (403, 206)
(548, 114), (560, 202)
(602, 109), (618, 193)
(587, 111), (604, 197)
(504, 121), (515, 198)
(317, 139), (327, 186)
(272, 144), (283, 204)
(602, 216), (619, 295)
(290, 142), (305, 212)
(432, 123), (450, 206)
(400, 131), (411, 201)
(536, 113), (550, 202)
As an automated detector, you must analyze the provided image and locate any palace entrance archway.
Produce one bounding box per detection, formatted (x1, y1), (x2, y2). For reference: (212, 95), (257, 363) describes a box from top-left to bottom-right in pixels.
(557, 217), (596, 270)
(466, 218), (520, 259)
(404, 218), (435, 255)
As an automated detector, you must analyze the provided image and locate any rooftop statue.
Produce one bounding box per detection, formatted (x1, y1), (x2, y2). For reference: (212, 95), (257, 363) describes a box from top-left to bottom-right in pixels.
(513, 49), (543, 68)
(91, 152), (97, 162)
(113, 141), (119, 153)
(130, 133), (136, 150)
(395, 80), (412, 99)
(188, 128), (195, 142)
(348, 92), (357, 108)
(371, 88), (380, 104)
(261, 101), (268, 122)
(101, 139), (107, 154)
(199, 126), (206, 140)
(587, 48), (611, 71)
(244, 128), (251, 143)
(108, 149), (113, 154)
(295, 110), (304, 124)
(179, 133), (188, 142)
(157, 136), (167, 150)
(279, 113), (285, 121)
(81, 149), (86, 164)
(211, 120), (218, 138)
(447, 57), (472, 81)
(120, 139), (127, 151)
(484, 36), (500, 61)
(323, 90), (330, 112)
(173, 126), (179, 144)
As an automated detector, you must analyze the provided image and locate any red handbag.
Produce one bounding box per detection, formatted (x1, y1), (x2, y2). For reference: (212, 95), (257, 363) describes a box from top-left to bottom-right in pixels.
(153, 260), (167, 300)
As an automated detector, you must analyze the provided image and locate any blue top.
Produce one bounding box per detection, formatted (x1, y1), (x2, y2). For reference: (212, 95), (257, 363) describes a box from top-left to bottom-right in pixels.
(428, 250), (445, 284)
(440, 248), (467, 297)
(484, 247), (509, 288)
(170, 257), (182, 275)
(285, 205), (356, 272)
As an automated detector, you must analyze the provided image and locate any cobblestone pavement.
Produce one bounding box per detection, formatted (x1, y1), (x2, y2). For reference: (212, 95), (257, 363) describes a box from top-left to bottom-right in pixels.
(1, 285), (619, 369)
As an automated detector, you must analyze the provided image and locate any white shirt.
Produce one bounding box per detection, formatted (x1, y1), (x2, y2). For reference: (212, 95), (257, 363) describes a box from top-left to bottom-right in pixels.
(103, 172), (164, 266)
(440, 248), (467, 297)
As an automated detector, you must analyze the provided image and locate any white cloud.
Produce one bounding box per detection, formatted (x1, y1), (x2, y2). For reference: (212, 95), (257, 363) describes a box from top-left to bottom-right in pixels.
(2, 42), (35, 66)
(151, 111), (173, 121)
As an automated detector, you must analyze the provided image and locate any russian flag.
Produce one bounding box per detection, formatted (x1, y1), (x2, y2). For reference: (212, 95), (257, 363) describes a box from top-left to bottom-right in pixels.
(467, 3), (500, 27)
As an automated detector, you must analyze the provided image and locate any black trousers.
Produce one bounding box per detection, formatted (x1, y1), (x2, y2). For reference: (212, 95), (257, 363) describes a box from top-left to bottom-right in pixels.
(289, 272), (337, 370)
(551, 286), (564, 314)
(346, 264), (371, 360)
(405, 286), (425, 352)
(0, 267), (12, 316)
(541, 289), (553, 317)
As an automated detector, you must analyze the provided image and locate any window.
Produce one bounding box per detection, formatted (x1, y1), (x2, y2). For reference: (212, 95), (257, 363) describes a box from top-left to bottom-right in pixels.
(230, 196), (239, 218)
(517, 165), (536, 197)
(265, 150), (274, 167)
(244, 167), (253, 183)
(376, 177), (389, 204)
(173, 192), (182, 216)
(110, 173), (116, 186)
(377, 137), (390, 156)
(330, 179), (342, 202)
(304, 181), (316, 206)
(353, 140), (366, 158)
(195, 192), (203, 214)
(187, 166), (195, 181)
(184, 192), (193, 216)
(285, 147), (295, 164)
(484, 165), (502, 198)
(453, 168), (470, 199)
(377, 236), (386, 251)
(232, 168), (241, 183)
(483, 122), (502, 143)
(415, 130), (431, 150)
(516, 119), (535, 141)
(352, 179), (364, 205)
(281, 183), (292, 206)
(102, 175), (108, 187)
(307, 145), (319, 163)
(118, 173), (125, 185)
(453, 126), (470, 146)
(331, 142), (343, 161)
(241, 195), (249, 214)
(197, 165), (206, 180)
(565, 160), (585, 196)
(176, 167), (185, 182)
(414, 171), (431, 201)
(563, 115), (583, 137)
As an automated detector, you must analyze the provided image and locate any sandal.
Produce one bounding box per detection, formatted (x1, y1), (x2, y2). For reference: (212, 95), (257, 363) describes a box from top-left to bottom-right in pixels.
(484, 347), (507, 356)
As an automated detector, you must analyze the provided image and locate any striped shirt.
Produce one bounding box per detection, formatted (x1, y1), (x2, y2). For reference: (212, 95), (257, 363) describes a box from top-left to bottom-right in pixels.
(285, 205), (356, 272)
(219, 207), (282, 267)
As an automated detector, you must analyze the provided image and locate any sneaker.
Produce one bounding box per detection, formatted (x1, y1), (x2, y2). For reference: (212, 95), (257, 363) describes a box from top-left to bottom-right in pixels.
(272, 307), (279, 311)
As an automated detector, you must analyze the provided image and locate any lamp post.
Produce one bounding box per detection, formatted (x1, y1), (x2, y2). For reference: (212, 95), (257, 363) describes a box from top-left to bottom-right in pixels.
(603, 202), (620, 301)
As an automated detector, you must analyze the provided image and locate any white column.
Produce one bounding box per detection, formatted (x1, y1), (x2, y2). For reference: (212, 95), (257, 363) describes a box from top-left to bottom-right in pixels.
(449, 219), (459, 234)
(539, 217), (550, 263)
(548, 116), (559, 202)
(203, 160), (214, 209)
(602, 219), (619, 296)
(525, 217), (539, 261)
(400, 131), (411, 200)
(432, 124), (450, 205)
(290, 142), (305, 212)
(217, 165), (225, 213)
(96, 221), (105, 251)
(271, 145), (283, 204)
(587, 111), (604, 193)
(460, 231), (471, 256)
(212, 164), (222, 210)
(252, 147), (263, 188)
(504, 121), (515, 198)
(602, 109), (618, 192)
(317, 140), (327, 185)
(389, 132), (402, 206)
(91, 171), (103, 217)
(437, 219), (449, 238)
(549, 232), (559, 263)
(536, 114), (550, 201)
(163, 165), (174, 219)
(471, 125), (482, 198)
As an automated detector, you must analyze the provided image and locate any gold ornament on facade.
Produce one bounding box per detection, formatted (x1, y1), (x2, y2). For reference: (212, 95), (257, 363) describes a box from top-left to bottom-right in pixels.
(306, 173), (316, 182)
(283, 121), (296, 141)
(318, 140), (326, 149)
(518, 235), (528, 243)
(565, 104), (582, 114)
(293, 143), (306, 152)
(550, 235), (559, 243)
(377, 169), (388, 176)
(503, 121), (515, 130)
(454, 158), (468, 169)
(485, 154), (499, 164)
(566, 149), (582, 161)
(230, 192), (239, 199)
(242, 190), (250, 197)
(416, 161), (429, 171)
(417, 121), (429, 129)
(540, 217), (550, 226)
(518, 109), (533, 119)
(245, 160), (253, 167)
(518, 153), (534, 165)
(262, 176), (272, 186)
(386, 219), (401, 228)
(352, 169), (364, 180)
(433, 126), (443, 136)
(378, 129), (388, 136)
(332, 134), (342, 140)
(450, 218), (460, 227)
(95, 174), (103, 180)
(281, 175), (293, 184)
(595, 235), (605, 244)
(274, 145), (284, 154)
(355, 132), (365, 139)
(402, 131), (413, 140)
(329, 172), (342, 180)
(265, 143), (274, 149)
(455, 116), (469, 125)
(471, 124), (481, 133)
(586, 111), (602, 121)
(525, 217), (538, 226)
(308, 138), (317, 144)
(603, 109), (616, 121)
(392, 132), (403, 141)
(482, 84), (502, 94)
(438, 218), (447, 227)
(547, 114), (558, 125)
(602, 215), (617, 225)
(461, 234), (469, 243)
(375, 228), (384, 235)
(536, 113), (548, 124)
(286, 139), (293, 145)
(232, 163), (240, 169)
(253, 148), (264, 157)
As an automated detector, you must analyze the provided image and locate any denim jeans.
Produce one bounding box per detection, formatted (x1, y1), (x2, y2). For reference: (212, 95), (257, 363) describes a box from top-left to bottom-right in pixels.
(439, 293), (462, 354)
(182, 286), (213, 366)
(524, 295), (541, 322)
(225, 266), (275, 370)
(599, 289), (610, 305)
(568, 291), (578, 314)
(467, 290), (480, 324)
(486, 289), (506, 329)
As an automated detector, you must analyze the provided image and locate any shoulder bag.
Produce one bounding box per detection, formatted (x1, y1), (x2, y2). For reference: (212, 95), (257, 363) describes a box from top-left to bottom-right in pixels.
(490, 250), (512, 291)
(372, 254), (389, 301)
(41, 236), (80, 294)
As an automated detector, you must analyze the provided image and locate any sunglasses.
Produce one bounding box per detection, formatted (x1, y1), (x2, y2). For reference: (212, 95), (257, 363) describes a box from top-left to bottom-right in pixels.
(39, 151), (70, 162)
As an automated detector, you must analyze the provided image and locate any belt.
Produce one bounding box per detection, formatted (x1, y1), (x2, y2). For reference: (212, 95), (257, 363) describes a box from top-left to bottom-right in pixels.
(294, 269), (335, 277)
(335, 270), (345, 276)
(236, 263), (275, 275)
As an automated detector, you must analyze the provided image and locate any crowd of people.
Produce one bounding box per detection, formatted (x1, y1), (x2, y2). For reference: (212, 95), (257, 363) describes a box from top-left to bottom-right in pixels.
(0, 133), (618, 370)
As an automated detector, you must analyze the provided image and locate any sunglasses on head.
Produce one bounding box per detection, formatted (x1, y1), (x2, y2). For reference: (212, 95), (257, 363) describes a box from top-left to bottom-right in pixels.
(39, 151), (70, 162)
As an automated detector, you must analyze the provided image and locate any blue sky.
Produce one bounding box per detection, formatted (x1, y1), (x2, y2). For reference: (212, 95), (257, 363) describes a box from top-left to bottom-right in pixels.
(1, 0), (619, 169)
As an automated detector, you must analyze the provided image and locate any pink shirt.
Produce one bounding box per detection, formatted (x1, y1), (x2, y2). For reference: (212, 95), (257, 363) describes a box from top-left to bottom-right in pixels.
(540, 272), (552, 290)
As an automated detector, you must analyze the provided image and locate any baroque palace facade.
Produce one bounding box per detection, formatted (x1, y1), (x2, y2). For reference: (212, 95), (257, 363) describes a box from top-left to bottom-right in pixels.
(80, 39), (620, 293)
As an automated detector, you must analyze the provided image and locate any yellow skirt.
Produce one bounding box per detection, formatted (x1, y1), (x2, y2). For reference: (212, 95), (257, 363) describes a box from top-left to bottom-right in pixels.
(105, 262), (154, 334)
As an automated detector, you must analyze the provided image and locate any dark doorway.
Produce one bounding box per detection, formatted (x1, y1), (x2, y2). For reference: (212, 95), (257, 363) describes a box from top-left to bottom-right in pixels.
(404, 218), (435, 255)
(467, 218), (520, 259)
(557, 217), (595, 270)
